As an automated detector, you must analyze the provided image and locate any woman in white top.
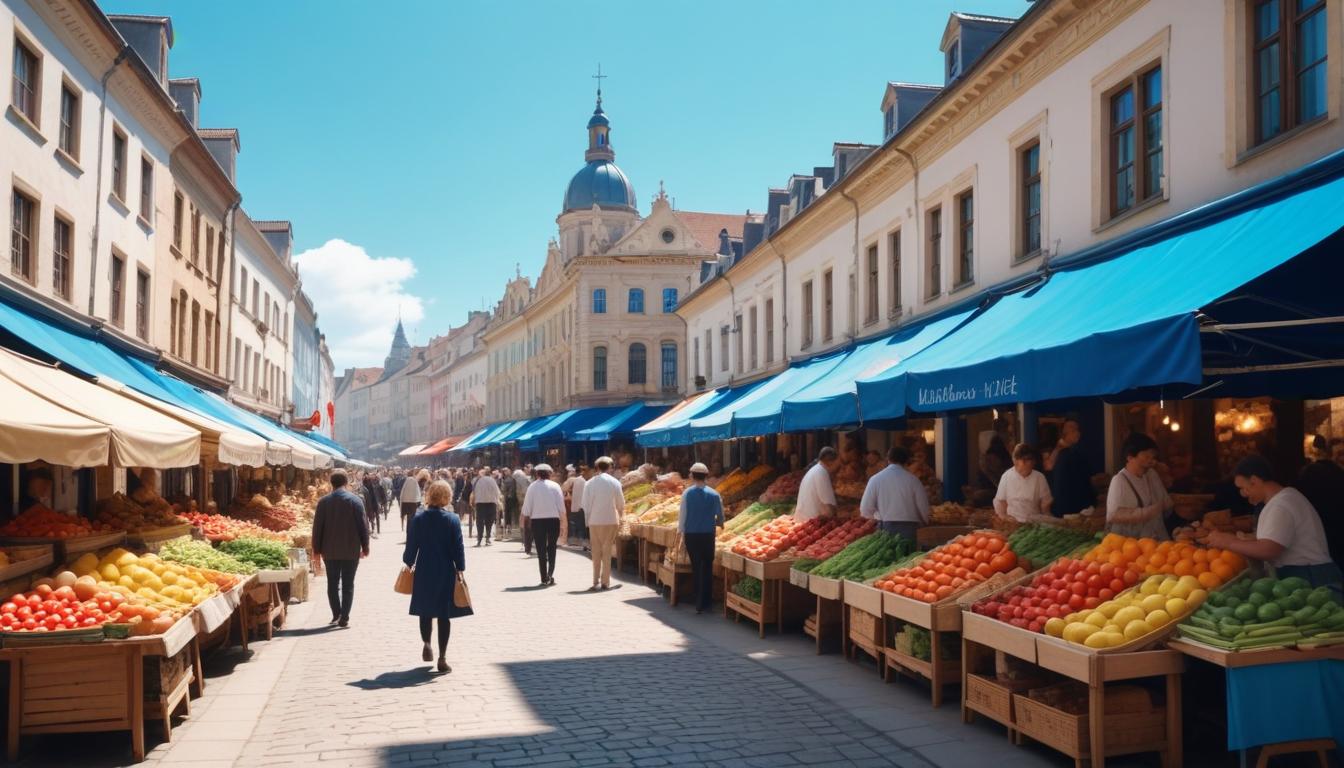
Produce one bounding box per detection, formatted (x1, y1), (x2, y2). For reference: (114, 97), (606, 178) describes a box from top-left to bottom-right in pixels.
(994, 443), (1053, 523)
(1105, 433), (1172, 541)
(1207, 454), (1341, 593)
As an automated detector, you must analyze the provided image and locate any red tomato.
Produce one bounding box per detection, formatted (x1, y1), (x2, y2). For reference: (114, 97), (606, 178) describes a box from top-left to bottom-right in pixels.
(1086, 574), (1103, 590)
(1084, 596), (1101, 609)
(20, 618), (36, 630)
(1098, 588), (1116, 601)
(41, 616), (60, 630)
(25, 596), (41, 609)
(1068, 594), (1085, 610)
(1070, 582), (1087, 597)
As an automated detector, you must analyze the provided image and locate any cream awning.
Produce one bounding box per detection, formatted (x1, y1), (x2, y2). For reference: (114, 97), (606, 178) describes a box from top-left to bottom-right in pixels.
(0, 370), (109, 467)
(0, 349), (200, 468)
(96, 377), (269, 467)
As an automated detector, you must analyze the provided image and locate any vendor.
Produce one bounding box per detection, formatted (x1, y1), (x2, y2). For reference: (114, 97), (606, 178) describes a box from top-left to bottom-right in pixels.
(796, 447), (840, 521)
(994, 443), (1053, 523)
(1207, 455), (1342, 594)
(1045, 419), (1093, 516)
(1296, 435), (1344, 565)
(1105, 432), (1173, 541)
(18, 468), (53, 513)
(859, 446), (930, 540)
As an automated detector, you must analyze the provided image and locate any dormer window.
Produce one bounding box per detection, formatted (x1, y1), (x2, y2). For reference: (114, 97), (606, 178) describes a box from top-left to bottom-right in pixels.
(946, 40), (961, 81)
(884, 106), (896, 139)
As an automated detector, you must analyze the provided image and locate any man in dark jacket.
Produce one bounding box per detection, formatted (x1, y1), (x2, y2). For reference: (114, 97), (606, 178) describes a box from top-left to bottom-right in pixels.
(313, 470), (371, 628)
(1298, 435), (1344, 564)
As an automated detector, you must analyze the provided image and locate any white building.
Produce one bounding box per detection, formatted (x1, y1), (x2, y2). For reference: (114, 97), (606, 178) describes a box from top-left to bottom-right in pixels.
(228, 216), (296, 420)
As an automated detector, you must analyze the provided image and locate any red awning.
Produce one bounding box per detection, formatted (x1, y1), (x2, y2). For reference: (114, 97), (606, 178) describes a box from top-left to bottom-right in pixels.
(419, 434), (470, 455)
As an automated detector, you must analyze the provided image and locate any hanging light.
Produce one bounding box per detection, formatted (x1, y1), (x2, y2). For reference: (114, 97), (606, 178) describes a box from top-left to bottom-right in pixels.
(992, 408), (1000, 420)
(1162, 415), (1171, 426)
(1170, 422), (1181, 432)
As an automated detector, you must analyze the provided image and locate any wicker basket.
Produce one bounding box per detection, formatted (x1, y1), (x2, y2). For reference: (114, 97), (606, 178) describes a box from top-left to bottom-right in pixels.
(1012, 693), (1166, 758)
(848, 605), (882, 646)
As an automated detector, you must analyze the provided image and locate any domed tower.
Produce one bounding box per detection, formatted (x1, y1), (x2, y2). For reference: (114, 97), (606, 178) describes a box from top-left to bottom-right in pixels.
(558, 84), (639, 262)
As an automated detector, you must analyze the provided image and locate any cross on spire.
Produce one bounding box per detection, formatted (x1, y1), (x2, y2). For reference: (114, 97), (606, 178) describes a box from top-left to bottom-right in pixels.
(593, 64), (606, 107)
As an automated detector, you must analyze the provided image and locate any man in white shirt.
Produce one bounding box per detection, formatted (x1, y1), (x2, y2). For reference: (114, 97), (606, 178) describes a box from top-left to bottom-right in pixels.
(522, 464), (566, 586)
(562, 465), (588, 549)
(471, 468), (501, 547)
(795, 447), (840, 521)
(580, 457), (624, 590)
(399, 469), (423, 533)
(859, 446), (930, 541)
(508, 467), (531, 535)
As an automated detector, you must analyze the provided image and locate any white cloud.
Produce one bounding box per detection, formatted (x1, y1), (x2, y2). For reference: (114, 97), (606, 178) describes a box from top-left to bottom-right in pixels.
(293, 239), (426, 370)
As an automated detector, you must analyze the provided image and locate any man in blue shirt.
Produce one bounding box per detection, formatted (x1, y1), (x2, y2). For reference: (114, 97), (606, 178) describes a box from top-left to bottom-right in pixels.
(679, 462), (724, 614)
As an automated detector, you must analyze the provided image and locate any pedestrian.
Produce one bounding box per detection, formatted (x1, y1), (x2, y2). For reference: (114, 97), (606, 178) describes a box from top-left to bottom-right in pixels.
(398, 468), (422, 531)
(562, 465), (587, 548)
(859, 446), (930, 540)
(403, 479), (471, 673)
(679, 462), (724, 613)
(511, 466), (531, 536)
(361, 473), (382, 537)
(580, 457), (623, 590)
(522, 464), (565, 586)
(380, 472), (393, 518)
(795, 447), (840, 521)
(312, 469), (371, 628)
(472, 467), (501, 546)
(520, 469), (535, 556)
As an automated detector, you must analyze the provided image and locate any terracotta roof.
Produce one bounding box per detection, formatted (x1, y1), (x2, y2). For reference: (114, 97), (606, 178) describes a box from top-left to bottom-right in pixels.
(672, 211), (748, 253)
(198, 127), (240, 150)
(349, 367), (383, 388)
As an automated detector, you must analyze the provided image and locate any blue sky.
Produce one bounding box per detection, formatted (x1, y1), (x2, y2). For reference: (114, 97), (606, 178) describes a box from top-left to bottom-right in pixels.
(100, 0), (1028, 369)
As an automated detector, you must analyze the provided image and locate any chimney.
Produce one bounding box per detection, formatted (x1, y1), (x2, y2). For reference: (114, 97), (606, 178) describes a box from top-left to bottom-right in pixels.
(107, 15), (172, 85)
(198, 128), (240, 183)
(169, 78), (201, 128)
(718, 228), (731, 256)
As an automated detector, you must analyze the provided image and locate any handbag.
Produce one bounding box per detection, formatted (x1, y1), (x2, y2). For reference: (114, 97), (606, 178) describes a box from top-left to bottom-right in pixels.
(394, 565), (414, 595)
(453, 573), (472, 609)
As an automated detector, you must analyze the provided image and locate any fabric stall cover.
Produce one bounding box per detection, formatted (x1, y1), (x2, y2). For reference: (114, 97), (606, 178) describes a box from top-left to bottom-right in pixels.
(857, 169), (1344, 420)
(635, 384), (762, 448)
(571, 402), (671, 442)
(96, 377), (269, 467)
(193, 391), (328, 470)
(695, 350), (850, 441)
(300, 429), (350, 458)
(0, 349), (199, 468)
(398, 444), (429, 456)
(487, 417), (550, 448)
(419, 435), (466, 455)
(0, 367), (109, 467)
(513, 406), (624, 450)
(450, 422), (520, 453)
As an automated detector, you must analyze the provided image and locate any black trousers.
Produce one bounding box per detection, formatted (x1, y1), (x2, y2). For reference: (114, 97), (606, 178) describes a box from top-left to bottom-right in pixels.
(475, 503), (496, 543)
(568, 511), (588, 543)
(325, 559), (358, 620)
(522, 516), (533, 554)
(533, 518), (560, 581)
(685, 533), (716, 610)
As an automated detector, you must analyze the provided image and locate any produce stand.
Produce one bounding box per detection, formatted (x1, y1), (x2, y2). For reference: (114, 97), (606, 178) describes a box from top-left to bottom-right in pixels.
(656, 562), (693, 606)
(722, 556), (805, 637)
(806, 573), (844, 654)
(0, 545), (54, 583)
(243, 573), (290, 642)
(0, 531), (126, 565)
(917, 525), (974, 550)
(615, 534), (638, 573)
(843, 579), (885, 674)
(124, 523), (195, 551)
(882, 587), (964, 706)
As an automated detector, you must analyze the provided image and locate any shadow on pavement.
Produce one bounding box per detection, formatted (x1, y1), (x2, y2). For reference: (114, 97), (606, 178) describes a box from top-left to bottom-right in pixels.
(347, 666), (439, 690)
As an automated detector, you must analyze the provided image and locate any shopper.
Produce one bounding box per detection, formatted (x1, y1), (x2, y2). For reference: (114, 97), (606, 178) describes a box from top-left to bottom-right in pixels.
(398, 468), (422, 532)
(581, 458), (623, 590)
(361, 474), (383, 537)
(796, 447), (840, 521)
(380, 472), (393, 518)
(680, 462), (724, 613)
(562, 465), (586, 547)
(1045, 418), (1093, 516)
(312, 470), (371, 628)
(572, 465), (593, 552)
(522, 464), (565, 586)
(1207, 455), (1342, 596)
(994, 443), (1054, 523)
(403, 480), (470, 673)
(1105, 432), (1173, 541)
(471, 467), (501, 546)
(1296, 435), (1344, 564)
(859, 446), (930, 540)
(510, 466), (531, 536)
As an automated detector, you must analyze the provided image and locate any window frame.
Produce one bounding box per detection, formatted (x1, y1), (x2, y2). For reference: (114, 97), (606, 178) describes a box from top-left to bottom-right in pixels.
(864, 244), (879, 325)
(627, 342), (647, 385)
(11, 35), (40, 126)
(801, 279), (815, 348)
(627, 287), (644, 314)
(1252, 0), (1329, 146)
(661, 287), (678, 313)
(748, 305), (758, 370)
(954, 189), (975, 289)
(58, 80), (80, 161)
(764, 298), (775, 364)
(1020, 141), (1043, 258)
(719, 326), (728, 372)
(109, 253), (126, 327)
(52, 213), (72, 300)
(111, 127), (128, 203)
(887, 230), (902, 318)
(592, 346), (608, 391)
(1106, 63), (1163, 219)
(704, 328), (713, 380)
(10, 187), (37, 283)
(591, 287), (606, 314)
(660, 342), (677, 390)
(822, 269), (834, 342)
(925, 207), (942, 300)
(138, 154), (153, 223)
(135, 268), (150, 340)
(172, 191), (184, 254)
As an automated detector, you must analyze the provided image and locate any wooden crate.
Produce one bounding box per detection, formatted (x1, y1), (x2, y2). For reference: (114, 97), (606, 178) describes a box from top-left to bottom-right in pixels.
(1012, 693), (1166, 762)
(726, 591), (775, 626)
(963, 610), (1038, 663)
(789, 567), (809, 590)
(918, 525), (974, 549)
(142, 642), (194, 739)
(886, 646), (961, 686)
(965, 673), (1047, 734)
(843, 579), (883, 616)
(0, 546), (53, 583)
(849, 605), (882, 646)
(883, 590), (963, 633)
(803, 613), (819, 639)
(743, 557), (793, 580)
(810, 574), (843, 601)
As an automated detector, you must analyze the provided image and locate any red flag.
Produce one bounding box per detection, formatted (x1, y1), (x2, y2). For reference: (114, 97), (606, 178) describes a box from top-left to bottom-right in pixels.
(327, 401), (335, 429)
(310, 410), (322, 427)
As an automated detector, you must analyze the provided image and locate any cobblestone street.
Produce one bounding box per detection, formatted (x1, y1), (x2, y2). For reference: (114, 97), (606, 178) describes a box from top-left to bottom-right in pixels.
(19, 529), (1089, 768)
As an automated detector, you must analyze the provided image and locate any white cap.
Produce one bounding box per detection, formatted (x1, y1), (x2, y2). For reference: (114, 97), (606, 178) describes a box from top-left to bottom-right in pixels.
(596, 456), (614, 468)
(689, 462), (709, 475)
(534, 463), (553, 474)
(565, 464), (575, 472)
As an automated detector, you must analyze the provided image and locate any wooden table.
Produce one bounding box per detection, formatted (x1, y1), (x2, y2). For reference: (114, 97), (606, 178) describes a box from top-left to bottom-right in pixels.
(882, 589), (965, 707)
(806, 573), (845, 655)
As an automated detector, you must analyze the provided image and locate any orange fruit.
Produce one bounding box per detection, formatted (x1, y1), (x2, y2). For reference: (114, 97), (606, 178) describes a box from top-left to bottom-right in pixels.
(1197, 571), (1221, 589)
(1210, 560), (1236, 581)
(1174, 558), (1195, 577)
(1138, 537), (1158, 554)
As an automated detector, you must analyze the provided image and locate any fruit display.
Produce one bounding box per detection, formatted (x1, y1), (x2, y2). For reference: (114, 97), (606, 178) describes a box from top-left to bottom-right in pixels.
(1084, 533), (1245, 587)
(834, 479), (868, 500)
(94, 492), (188, 533)
(1177, 576), (1344, 650)
(731, 575), (763, 602)
(218, 538), (289, 570)
(1045, 574), (1209, 649)
(716, 502), (790, 551)
(875, 531), (1019, 603)
(758, 470), (805, 504)
(624, 483), (654, 504)
(1172, 508), (1254, 543)
(808, 532), (915, 581)
(930, 502), (971, 525)
(731, 516), (841, 561)
(181, 511), (289, 543)
(717, 465), (776, 505)
(621, 464), (658, 489)
(1006, 525), (1099, 569)
(231, 495), (299, 532)
(0, 578), (162, 634)
(0, 506), (111, 539)
(654, 473), (686, 495)
(972, 557), (1143, 631)
(71, 548), (222, 612)
(158, 536), (257, 575)
(796, 518), (876, 560)
(636, 496), (682, 526)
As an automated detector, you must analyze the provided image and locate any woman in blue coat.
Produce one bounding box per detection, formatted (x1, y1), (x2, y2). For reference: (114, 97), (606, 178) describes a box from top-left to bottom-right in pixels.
(403, 480), (470, 672)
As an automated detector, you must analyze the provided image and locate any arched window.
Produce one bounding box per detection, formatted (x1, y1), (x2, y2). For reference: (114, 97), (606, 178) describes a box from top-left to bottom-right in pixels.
(628, 288), (644, 313)
(628, 343), (646, 385)
(661, 342), (678, 390)
(593, 346), (607, 391)
(592, 288), (607, 314)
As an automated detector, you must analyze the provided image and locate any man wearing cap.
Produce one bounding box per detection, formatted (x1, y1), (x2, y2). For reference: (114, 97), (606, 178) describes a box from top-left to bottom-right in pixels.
(580, 458), (623, 590)
(680, 462), (724, 613)
(522, 464), (565, 586)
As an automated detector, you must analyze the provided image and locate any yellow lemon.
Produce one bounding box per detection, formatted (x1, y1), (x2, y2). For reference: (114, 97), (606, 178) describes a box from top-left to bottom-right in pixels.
(1123, 619), (1153, 640)
(1063, 622), (1099, 644)
(99, 563), (121, 581)
(1113, 606), (1145, 625)
(1098, 601), (1120, 618)
(1147, 609), (1172, 627)
(1165, 597), (1188, 617)
(1187, 589), (1208, 609)
(1158, 577), (1178, 596)
(1140, 593), (1168, 614)
(1045, 618), (1067, 638)
(1085, 612), (1109, 628)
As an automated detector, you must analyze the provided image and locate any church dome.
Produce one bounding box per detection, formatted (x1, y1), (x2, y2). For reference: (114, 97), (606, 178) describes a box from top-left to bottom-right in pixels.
(564, 160), (636, 213)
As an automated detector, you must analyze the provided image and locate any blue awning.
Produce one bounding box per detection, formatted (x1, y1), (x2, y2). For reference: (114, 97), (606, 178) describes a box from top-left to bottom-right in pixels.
(856, 168), (1344, 420)
(512, 406), (625, 450)
(689, 351), (850, 441)
(298, 429), (350, 457)
(487, 416), (550, 448)
(450, 421), (516, 453)
(571, 402), (671, 442)
(779, 312), (972, 432)
(635, 382), (764, 447)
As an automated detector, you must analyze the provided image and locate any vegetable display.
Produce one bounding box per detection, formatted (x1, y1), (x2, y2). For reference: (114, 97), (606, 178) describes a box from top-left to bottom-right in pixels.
(1046, 574), (1204, 649)
(70, 548), (223, 613)
(731, 576), (763, 602)
(1006, 525), (1099, 568)
(218, 538), (290, 570)
(796, 518), (877, 560)
(1083, 533), (1245, 586)
(0, 579), (135, 633)
(0, 506), (109, 539)
(158, 536), (258, 575)
(809, 532), (914, 580)
(758, 470), (805, 504)
(1177, 576), (1344, 650)
(875, 531), (1018, 603)
(731, 516), (840, 561)
(972, 557), (1141, 632)
(181, 511), (291, 543)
